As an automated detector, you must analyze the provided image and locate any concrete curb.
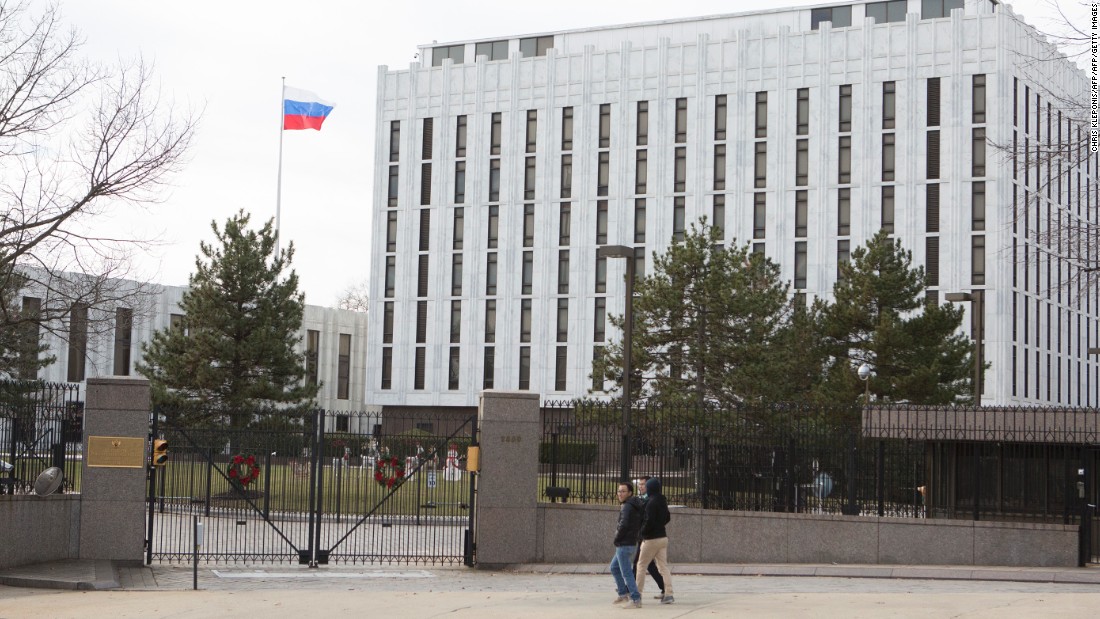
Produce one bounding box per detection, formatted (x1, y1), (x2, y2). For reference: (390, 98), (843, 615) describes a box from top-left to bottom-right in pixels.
(0, 560), (118, 591)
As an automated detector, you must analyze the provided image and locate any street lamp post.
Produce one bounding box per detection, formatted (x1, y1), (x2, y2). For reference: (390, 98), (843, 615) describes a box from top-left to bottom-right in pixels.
(945, 291), (984, 403)
(597, 245), (636, 483)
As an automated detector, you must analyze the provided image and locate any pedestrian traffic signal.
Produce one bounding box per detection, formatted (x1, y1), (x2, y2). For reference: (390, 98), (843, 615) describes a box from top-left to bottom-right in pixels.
(152, 439), (169, 466)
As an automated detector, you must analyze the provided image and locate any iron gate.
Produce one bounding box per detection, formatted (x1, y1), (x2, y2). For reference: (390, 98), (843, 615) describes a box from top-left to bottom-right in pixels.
(146, 407), (478, 566)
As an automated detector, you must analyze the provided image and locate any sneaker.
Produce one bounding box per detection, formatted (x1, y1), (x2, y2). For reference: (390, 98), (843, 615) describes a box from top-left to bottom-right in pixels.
(660, 595), (675, 605)
(612, 595), (629, 605)
(623, 600), (642, 609)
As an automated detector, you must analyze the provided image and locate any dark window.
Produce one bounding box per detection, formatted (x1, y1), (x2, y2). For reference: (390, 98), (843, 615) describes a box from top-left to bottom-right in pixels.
(17, 297), (41, 379)
(561, 154), (573, 198)
(595, 254), (607, 293)
(882, 133), (896, 181)
(414, 347), (426, 390)
(972, 182), (986, 231)
(419, 209), (430, 251)
(755, 92), (768, 138)
(475, 40), (508, 61)
(113, 307), (132, 376)
(796, 88), (809, 135)
(794, 241), (807, 289)
(592, 347), (604, 391)
(519, 36), (553, 57)
(420, 162), (432, 205)
(883, 82), (896, 130)
(422, 118), (433, 159)
(417, 254), (429, 297)
(713, 144), (726, 190)
(524, 156), (536, 200)
(881, 186), (895, 233)
(336, 415), (349, 432)
(522, 251), (533, 295)
(388, 166), (399, 207)
(594, 297), (606, 342)
(811, 5), (852, 29)
(448, 301), (462, 343)
(838, 136), (851, 184)
(337, 333), (351, 400)
(838, 85), (852, 132)
(597, 151), (610, 196)
(456, 115), (467, 157)
(488, 159), (500, 201)
(714, 95), (727, 140)
(518, 346), (531, 390)
(795, 190), (808, 238)
(599, 104), (611, 148)
(67, 304), (87, 382)
(838, 188), (851, 236)
(973, 127), (986, 176)
(523, 204), (535, 247)
(922, 0), (964, 19)
(753, 193), (766, 239)
(451, 254), (463, 296)
(556, 299), (569, 342)
(596, 201), (608, 244)
(486, 253), (497, 295)
(674, 147), (686, 192)
(713, 195), (725, 238)
(925, 236), (939, 286)
(927, 130), (940, 179)
(636, 101), (649, 146)
(926, 183), (940, 233)
(487, 205), (499, 249)
(558, 249), (570, 294)
(454, 161), (466, 203)
(634, 199), (646, 243)
(837, 240), (851, 280)
(389, 121), (400, 162)
(675, 98), (687, 143)
(490, 112), (502, 155)
(381, 348), (392, 389)
(448, 348), (460, 390)
(973, 75), (986, 124)
(383, 303), (394, 344)
(432, 44), (464, 66)
(485, 300), (497, 343)
(483, 347), (495, 389)
(562, 107), (574, 150)
(867, 0), (907, 23)
(972, 235), (986, 285)
(525, 109), (537, 153)
(416, 301), (427, 343)
(927, 78), (941, 127)
(673, 197), (686, 241)
(555, 346), (567, 391)
(796, 139), (808, 186)
(385, 256), (396, 298)
(306, 329), (320, 385)
(559, 203), (571, 245)
(635, 149), (647, 194)
(754, 142), (767, 188)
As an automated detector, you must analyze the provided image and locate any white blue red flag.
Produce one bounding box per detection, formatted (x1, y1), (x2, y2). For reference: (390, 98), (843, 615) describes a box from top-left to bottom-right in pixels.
(283, 86), (334, 131)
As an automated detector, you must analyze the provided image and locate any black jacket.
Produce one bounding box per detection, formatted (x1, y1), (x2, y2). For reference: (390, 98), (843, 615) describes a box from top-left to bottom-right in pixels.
(640, 478), (670, 540)
(614, 496), (644, 547)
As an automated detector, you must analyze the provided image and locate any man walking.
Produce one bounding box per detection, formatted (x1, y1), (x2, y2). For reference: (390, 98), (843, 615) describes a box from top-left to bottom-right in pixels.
(635, 477), (674, 604)
(633, 476), (665, 600)
(610, 482), (644, 609)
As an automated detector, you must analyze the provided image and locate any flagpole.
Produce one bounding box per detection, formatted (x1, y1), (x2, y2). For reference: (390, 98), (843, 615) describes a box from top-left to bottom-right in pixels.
(275, 76), (285, 257)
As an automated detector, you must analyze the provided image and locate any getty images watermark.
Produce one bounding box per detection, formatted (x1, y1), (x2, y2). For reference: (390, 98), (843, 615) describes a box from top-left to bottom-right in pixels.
(1092, 3), (1099, 152)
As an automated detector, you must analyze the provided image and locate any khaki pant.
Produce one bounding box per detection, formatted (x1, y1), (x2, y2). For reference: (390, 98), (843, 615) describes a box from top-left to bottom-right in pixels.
(634, 536), (672, 596)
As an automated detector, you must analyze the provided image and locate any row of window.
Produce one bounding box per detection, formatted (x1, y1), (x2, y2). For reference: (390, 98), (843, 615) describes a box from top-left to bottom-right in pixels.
(811, 0), (975, 29)
(432, 35), (554, 66)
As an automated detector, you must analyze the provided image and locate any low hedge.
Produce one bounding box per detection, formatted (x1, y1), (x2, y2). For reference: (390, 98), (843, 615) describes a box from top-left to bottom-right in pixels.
(539, 439), (598, 465)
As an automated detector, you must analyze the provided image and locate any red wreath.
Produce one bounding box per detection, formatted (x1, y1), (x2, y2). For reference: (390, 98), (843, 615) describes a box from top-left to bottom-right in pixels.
(374, 456), (405, 489)
(228, 454), (261, 488)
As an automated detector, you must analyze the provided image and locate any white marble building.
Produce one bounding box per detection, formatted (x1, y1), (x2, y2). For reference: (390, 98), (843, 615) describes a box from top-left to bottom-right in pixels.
(367, 0), (1098, 407)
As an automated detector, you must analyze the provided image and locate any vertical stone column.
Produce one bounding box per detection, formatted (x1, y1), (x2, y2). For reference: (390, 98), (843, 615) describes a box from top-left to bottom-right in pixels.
(79, 377), (150, 564)
(475, 390), (540, 568)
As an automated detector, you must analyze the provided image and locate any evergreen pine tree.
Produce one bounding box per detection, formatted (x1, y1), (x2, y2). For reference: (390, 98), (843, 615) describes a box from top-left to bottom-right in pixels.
(137, 211), (318, 426)
(814, 231), (976, 405)
(592, 221), (797, 410)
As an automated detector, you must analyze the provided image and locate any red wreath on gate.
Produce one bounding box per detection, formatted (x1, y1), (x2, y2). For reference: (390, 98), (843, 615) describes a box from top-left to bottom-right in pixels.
(374, 456), (405, 489)
(228, 454), (261, 488)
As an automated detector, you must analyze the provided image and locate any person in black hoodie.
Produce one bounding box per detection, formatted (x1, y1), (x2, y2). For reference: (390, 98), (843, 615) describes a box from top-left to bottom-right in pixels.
(632, 476), (665, 599)
(609, 481), (644, 608)
(635, 477), (674, 604)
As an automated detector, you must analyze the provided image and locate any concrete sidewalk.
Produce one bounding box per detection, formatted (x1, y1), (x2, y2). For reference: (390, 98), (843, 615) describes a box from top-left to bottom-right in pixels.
(3, 559), (1100, 591)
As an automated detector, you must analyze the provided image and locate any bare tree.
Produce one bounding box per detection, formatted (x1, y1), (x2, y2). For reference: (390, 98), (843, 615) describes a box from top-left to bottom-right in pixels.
(337, 280), (369, 313)
(990, 1), (1098, 298)
(0, 1), (196, 376)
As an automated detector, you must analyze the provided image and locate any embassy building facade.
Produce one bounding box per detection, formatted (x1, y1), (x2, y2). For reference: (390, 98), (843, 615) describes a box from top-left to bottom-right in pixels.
(367, 0), (1098, 408)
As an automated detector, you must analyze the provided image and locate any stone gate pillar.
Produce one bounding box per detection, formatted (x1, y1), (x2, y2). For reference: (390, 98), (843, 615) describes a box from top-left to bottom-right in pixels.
(79, 377), (150, 564)
(475, 390), (540, 568)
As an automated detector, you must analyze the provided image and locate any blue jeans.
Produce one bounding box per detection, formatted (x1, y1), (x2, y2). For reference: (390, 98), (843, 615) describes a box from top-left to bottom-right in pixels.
(609, 545), (640, 601)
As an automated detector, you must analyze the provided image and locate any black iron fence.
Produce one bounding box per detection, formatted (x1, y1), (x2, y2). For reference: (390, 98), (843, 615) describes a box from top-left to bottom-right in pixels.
(540, 401), (1100, 531)
(148, 406), (478, 566)
(0, 379), (83, 495)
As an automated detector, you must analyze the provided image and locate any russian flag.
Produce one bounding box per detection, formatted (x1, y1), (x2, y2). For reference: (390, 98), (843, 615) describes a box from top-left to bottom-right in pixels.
(283, 86), (334, 131)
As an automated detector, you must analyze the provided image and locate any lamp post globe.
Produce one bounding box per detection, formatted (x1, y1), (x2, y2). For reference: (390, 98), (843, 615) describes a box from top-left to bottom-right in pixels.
(857, 363), (871, 382)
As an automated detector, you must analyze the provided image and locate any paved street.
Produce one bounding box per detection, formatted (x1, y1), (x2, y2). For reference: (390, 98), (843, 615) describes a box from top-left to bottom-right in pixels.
(2, 567), (1099, 618)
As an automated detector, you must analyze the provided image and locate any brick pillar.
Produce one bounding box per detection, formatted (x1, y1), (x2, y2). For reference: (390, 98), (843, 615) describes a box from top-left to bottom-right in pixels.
(475, 390), (540, 568)
(79, 377), (150, 564)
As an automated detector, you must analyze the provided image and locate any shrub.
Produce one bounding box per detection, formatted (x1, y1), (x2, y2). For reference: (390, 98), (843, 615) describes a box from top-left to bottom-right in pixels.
(539, 439), (597, 465)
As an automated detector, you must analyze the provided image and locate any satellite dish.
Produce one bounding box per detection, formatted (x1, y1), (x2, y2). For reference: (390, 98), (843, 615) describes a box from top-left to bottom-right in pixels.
(34, 467), (64, 496)
(812, 472), (833, 500)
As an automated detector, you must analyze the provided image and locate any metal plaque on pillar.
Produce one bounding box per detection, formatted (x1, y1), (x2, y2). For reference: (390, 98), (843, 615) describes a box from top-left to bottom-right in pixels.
(87, 436), (146, 468)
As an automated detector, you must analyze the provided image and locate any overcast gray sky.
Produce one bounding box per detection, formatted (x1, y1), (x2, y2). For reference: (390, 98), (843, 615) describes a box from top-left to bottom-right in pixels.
(52, 0), (1077, 306)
